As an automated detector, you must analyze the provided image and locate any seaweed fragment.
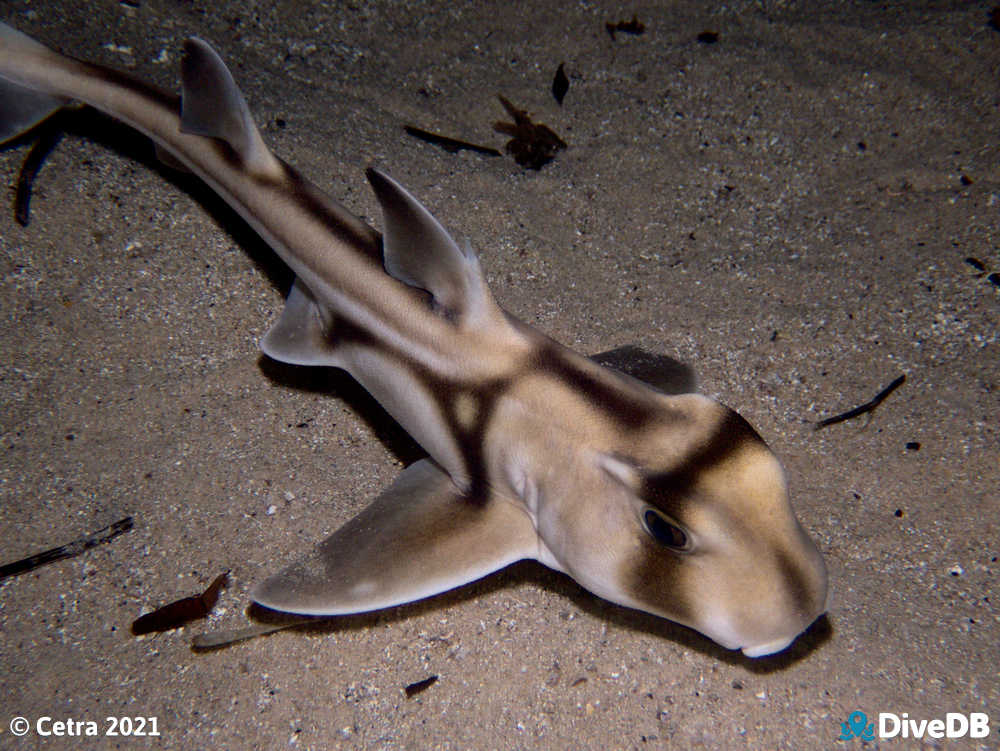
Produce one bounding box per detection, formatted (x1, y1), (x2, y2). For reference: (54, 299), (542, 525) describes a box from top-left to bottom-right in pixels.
(0, 517), (133, 581)
(606, 15), (645, 40)
(697, 31), (719, 44)
(814, 374), (906, 429)
(552, 62), (569, 105)
(403, 125), (501, 157)
(965, 257), (986, 272)
(132, 570), (229, 635)
(963, 256), (1000, 289)
(494, 96), (566, 170)
(405, 675), (439, 698)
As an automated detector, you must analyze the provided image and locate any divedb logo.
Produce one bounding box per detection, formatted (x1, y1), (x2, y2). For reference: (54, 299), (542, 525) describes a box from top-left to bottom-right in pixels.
(839, 710), (992, 741)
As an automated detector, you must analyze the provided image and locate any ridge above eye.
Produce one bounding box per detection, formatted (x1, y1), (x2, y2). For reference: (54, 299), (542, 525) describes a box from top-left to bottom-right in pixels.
(643, 508), (689, 551)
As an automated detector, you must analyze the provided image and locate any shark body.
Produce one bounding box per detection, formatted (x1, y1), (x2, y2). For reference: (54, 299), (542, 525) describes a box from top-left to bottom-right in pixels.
(0, 24), (827, 657)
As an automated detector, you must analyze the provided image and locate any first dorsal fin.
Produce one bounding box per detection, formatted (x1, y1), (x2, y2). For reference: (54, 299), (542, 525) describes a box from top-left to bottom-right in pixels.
(180, 38), (279, 177)
(366, 168), (493, 326)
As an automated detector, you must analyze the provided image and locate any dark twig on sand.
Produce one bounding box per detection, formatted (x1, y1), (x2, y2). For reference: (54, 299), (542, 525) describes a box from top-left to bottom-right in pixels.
(0, 517), (133, 581)
(814, 374), (906, 430)
(403, 125), (501, 157)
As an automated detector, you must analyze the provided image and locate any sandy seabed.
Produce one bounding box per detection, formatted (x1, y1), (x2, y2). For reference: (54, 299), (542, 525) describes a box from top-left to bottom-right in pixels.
(1, 2), (997, 749)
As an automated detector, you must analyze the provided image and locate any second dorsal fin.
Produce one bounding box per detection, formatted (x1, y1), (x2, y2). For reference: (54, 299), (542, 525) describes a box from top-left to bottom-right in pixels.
(179, 38), (280, 177)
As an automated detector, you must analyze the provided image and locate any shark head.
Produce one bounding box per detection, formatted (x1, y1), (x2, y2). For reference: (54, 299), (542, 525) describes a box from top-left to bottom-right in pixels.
(529, 390), (828, 658)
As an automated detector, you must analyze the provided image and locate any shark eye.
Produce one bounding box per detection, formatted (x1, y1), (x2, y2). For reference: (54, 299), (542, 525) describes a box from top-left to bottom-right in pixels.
(643, 509), (689, 550)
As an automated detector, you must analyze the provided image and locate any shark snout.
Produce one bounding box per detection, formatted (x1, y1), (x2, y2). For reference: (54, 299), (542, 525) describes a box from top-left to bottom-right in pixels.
(709, 593), (826, 658)
(701, 530), (828, 658)
(739, 538), (828, 657)
(739, 597), (827, 657)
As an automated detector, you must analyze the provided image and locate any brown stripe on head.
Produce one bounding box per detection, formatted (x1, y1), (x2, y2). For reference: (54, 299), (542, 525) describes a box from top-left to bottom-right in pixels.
(638, 406), (766, 518)
(773, 546), (826, 624)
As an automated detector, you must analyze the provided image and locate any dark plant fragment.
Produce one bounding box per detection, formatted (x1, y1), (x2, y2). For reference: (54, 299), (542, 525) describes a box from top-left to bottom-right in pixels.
(606, 15), (644, 40)
(132, 570), (229, 635)
(552, 62), (569, 105)
(697, 31), (719, 44)
(405, 675), (439, 698)
(494, 96), (566, 170)
(403, 125), (501, 157)
(965, 257), (986, 272)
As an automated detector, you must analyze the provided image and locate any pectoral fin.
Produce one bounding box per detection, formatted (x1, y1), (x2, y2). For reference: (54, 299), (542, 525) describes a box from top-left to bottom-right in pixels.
(253, 459), (538, 615)
(591, 345), (697, 395)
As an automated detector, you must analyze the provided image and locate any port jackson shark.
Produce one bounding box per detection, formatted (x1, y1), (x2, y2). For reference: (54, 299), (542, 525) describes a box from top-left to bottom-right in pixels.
(0, 23), (827, 656)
